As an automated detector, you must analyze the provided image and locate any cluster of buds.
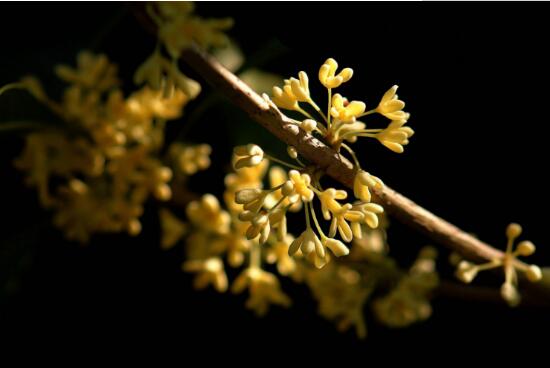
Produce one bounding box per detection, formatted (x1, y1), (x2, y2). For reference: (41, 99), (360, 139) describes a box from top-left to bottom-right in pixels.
(455, 223), (542, 306)
(230, 142), (386, 269)
(267, 57), (413, 155)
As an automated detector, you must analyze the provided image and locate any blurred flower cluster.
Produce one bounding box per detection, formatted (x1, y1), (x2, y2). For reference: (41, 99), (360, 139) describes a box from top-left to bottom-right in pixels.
(15, 51), (208, 242)
(166, 152), (439, 338)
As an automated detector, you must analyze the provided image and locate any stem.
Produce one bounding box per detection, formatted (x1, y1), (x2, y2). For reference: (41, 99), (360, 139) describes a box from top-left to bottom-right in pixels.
(309, 201), (326, 238)
(340, 143), (361, 169)
(327, 88), (332, 129)
(0, 82), (26, 96)
(264, 154), (303, 170)
(250, 241), (261, 269)
(358, 109), (377, 118)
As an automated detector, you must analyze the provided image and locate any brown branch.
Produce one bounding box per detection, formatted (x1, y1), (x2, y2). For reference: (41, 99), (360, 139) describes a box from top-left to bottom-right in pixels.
(180, 46), (506, 263)
(179, 46), (550, 301)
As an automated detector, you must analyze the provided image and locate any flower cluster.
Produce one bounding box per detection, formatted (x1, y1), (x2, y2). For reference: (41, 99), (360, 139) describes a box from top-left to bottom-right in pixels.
(134, 1), (233, 97)
(228, 140), (385, 270)
(268, 57), (413, 154)
(13, 51), (208, 243)
(455, 223), (542, 306)
(372, 247), (439, 328)
(178, 157), (292, 316)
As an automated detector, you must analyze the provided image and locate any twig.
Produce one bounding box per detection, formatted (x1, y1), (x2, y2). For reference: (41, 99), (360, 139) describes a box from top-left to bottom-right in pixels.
(128, 4), (549, 302)
(180, 46), (507, 264)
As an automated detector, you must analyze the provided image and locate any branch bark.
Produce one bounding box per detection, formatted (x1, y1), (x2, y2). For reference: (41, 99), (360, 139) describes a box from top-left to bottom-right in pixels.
(181, 46), (504, 263)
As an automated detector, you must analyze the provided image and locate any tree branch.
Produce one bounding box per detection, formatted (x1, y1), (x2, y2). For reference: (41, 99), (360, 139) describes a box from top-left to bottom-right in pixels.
(176, 46), (550, 303)
(181, 46), (506, 263)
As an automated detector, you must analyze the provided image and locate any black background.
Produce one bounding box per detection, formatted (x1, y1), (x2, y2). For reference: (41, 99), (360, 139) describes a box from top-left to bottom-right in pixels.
(1, 2), (549, 361)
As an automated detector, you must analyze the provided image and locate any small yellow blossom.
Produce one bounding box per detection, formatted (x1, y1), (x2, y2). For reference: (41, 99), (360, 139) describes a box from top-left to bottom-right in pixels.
(183, 257), (228, 293)
(271, 84), (299, 111)
(376, 85), (409, 121)
(266, 234), (297, 276)
(376, 119), (415, 153)
(373, 247), (438, 328)
(233, 144), (264, 169)
(231, 267), (291, 316)
(455, 223), (543, 307)
(330, 94), (366, 123)
(210, 222), (251, 267)
(186, 194), (231, 235)
(55, 50), (119, 91)
(353, 170), (384, 203)
(305, 263), (370, 338)
(153, 3), (233, 58)
(170, 143), (211, 175)
(288, 170), (314, 202)
(318, 58), (353, 89)
(356, 202), (385, 229)
(288, 71), (311, 103)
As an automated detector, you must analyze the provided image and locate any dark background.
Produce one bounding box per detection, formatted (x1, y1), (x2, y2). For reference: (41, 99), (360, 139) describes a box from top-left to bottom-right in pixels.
(1, 2), (549, 361)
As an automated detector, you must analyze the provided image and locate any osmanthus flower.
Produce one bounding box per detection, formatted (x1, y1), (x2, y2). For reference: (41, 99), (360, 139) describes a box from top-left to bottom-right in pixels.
(375, 85), (409, 121)
(11, 50), (201, 242)
(264, 166), (302, 212)
(304, 262), (371, 339)
(183, 257), (229, 293)
(147, 1), (233, 59)
(233, 144), (264, 170)
(455, 223), (543, 306)
(186, 194), (231, 235)
(231, 266), (291, 317)
(169, 143), (212, 175)
(373, 247), (439, 328)
(134, 50), (201, 99)
(330, 94), (366, 124)
(353, 170), (384, 203)
(265, 234), (298, 276)
(223, 158), (268, 214)
(375, 119), (414, 154)
(269, 57), (413, 158)
(318, 58), (354, 89)
(210, 221), (252, 267)
(55, 51), (119, 91)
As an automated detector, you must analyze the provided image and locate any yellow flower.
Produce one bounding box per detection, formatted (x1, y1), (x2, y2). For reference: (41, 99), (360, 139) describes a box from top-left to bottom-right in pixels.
(266, 234), (297, 276)
(127, 86), (189, 120)
(288, 170), (314, 202)
(455, 223), (542, 307)
(156, 1), (195, 19)
(373, 246), (438, 328)
(183, 257), (228, 293)
(233, 144), (264, 170)
(186, 194), (231, 235)
(158, 14), (233, 58)
(170, 143), (211, 175)
(55, 51), (119, 91)
(327, 204), (364, 243)
(223, 159), (268, 214)
(288, 71), (311, 103)
(305, 263), (370, 338)
(356, 203), (384, 229)
(330, 94), (366, 123)
(231, 267), (291, 316)
(353, 170), (384, 202)
(210, 224), (251, 267)
(375, 119), (415, 153)
(376, 85), (409, 121)
(264, 166), (302, 212)
(318, 58), (353, 89)
(271, 84), (299, 111)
